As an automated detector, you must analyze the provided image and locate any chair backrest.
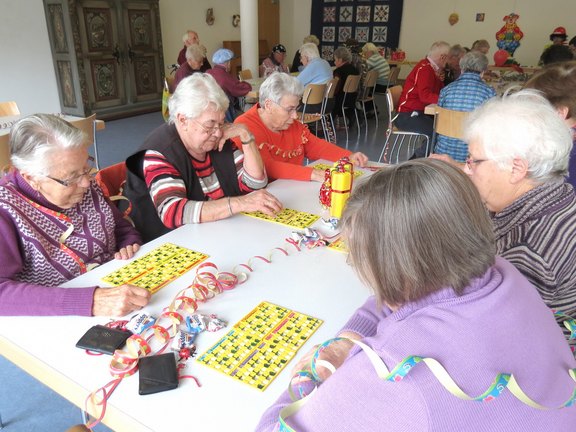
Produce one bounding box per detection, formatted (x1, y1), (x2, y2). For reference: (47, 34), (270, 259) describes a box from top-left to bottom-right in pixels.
(388, 85), (403, 109)
(0, 133), (11, 174)
(0, 101), (20, 117)
(359, 70), (378, 101)
(68, 114), (96, 145)
(321, 77), (339, 115)
(95, 162), (127, 198)
(239, 69), (253, 80)
(433, 106), (468, 140)
(387, 66), (401, 89)
(302, 83), (326, 106)
(342, 75), (360, 94)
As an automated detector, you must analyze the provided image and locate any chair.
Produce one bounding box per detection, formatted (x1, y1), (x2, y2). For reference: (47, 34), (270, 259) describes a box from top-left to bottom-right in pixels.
(0, 133), (11, 174)
(356, 69), (379, 132)
(386, 66), (402, 91)
(340, 74), (361, 147)
(238, 69), (253, 80)
(432, 106), (468, 141)
(68, 114), (100, 169)
(378, 89), (430, 164)
(0, 101), (20, 117)
(388, 85), (403, 109)
(319, 77), (339, 143)
(95, 162), (133, 224)
(298, 83), (326, 128)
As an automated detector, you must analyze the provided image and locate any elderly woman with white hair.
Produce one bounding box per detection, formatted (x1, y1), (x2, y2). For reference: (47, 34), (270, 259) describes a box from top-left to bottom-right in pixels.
(297, 42), (333, 86)
(463, 92), (576, 351)
(173, 44), (207, 91)
(234, 72), (368, 182)
(123, 73), (282, 242)
(0, 114), (149, 316)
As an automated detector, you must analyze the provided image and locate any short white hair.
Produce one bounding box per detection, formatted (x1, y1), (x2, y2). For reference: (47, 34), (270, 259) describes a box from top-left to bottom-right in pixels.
(464, 90), (573, 183)
(299, 43), (320, 60)
(258, 72), (304, 106)
(182, 30), (197, 44)
(168, 73), (229, 123)
(186, 44), (205, 62)
(428, 41), (450, 60)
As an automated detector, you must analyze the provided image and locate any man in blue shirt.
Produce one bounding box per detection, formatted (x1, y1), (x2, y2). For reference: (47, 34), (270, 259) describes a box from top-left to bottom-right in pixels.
(434, 51), (496, 162)
(297, 43), (333, 86)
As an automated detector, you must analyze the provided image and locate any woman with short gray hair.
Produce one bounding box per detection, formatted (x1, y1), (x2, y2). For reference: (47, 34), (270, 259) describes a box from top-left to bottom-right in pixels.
(463, 92), (576, 352)
(173, 44), (207, 90)
(256, 159), (576, 431)
(297, 43), (333, 86)
(123, 73), (281, 242)
(234, 72), (368, 182)
(0, 113), (147, 316)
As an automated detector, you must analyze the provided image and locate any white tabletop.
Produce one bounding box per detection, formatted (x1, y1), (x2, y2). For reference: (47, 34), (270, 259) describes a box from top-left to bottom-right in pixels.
(0, 167), (377, 431)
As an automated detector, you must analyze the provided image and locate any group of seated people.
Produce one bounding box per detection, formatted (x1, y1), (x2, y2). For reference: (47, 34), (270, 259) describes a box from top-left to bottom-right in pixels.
(2, 32), (576, 430)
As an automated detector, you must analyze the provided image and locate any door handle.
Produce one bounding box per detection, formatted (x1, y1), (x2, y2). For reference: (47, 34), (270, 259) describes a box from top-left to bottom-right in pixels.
(112, 44), (121, 64)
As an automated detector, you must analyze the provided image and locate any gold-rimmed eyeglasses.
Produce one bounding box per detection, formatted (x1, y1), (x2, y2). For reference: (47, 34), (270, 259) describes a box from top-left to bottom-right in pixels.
(46, 156), (96, 187)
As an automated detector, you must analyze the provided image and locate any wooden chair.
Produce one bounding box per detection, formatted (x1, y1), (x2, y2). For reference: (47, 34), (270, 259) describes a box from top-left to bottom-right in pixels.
(319, 77), (339, 143)
(68, 114), (100, 169)
(0, 133), (11, 174)
(298, 83), (326, 126)
(431, 106), (469, 154)
(0, 101), (20, 117)
(238, 69), (253, 80)
(386, 66), (402, 91)
(378, 88), (429, 163)
(340, 74), (361, 147)
(356, 69), (379, 131)
(388, 85), (403, 111)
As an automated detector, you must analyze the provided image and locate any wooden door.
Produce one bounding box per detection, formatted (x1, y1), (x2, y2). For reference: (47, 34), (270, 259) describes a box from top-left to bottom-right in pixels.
(76, 0), (127, 111)
(121, 0), (163, 104)
(258, 0), (279, 59)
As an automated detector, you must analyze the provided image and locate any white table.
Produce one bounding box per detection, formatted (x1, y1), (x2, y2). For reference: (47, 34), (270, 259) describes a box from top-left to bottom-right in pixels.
(0, 171), (376, 431)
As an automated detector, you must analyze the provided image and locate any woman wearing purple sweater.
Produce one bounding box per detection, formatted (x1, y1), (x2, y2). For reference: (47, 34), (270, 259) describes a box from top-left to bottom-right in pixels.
(257, 159), (576, 431)
(0, 114), (150, 316)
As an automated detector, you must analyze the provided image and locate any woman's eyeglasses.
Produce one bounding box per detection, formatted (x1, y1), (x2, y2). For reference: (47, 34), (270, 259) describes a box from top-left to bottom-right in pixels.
(46, 156), (96, 187)
(465, 157), (488, 171)
(192, 119), (226, 135)
(269, 100), (299, 115)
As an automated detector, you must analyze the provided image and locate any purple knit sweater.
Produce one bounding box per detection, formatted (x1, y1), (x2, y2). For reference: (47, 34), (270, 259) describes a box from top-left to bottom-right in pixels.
(256, 258), (576, 431)
(0, 171), (141, 316)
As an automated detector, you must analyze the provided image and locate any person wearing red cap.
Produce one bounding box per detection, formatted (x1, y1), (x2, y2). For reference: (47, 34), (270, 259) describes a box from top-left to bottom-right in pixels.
(539, 27), (569, 65)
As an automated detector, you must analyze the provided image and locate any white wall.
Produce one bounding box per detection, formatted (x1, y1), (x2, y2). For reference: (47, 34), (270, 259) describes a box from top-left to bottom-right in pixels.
(1, 0), (575, 116)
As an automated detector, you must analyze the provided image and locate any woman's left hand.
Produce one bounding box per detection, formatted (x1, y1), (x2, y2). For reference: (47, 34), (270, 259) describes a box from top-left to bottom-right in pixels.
(218, 123), (254, 151)
(349, 152), (369, 167)
(115, 243), (140, 260)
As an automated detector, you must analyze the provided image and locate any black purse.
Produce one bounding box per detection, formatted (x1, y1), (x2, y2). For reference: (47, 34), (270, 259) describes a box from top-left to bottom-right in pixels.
(75, 325), (132, 355)
(138, 353), (179, 395)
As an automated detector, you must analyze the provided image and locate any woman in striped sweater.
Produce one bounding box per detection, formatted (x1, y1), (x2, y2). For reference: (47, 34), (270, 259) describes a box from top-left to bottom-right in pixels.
(463, 92), (576, 352)
(123, 74), (282, 242)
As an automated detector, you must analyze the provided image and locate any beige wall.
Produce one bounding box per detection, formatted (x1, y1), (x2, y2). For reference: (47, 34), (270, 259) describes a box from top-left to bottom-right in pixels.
(1, 0), (575, 115)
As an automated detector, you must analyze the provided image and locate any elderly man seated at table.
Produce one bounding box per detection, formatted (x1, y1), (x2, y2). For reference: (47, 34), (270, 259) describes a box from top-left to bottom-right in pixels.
(206, 48), (252, 122)
(122, 74), (282, 243)
(396, 41), (450, 156)
(297, 43), (333, 87)
(234, 72), (368, 182)
(436, 92), (576, 352)
(433, 51), (496, 162)
(256, 159), (576, 431)
(173, 44), (207, 91)
(260, 44), (290, 78)
(0, 114), (149, 317)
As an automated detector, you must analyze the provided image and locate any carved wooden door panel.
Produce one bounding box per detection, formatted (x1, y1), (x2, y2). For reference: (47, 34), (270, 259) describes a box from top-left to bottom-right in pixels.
(121, 1), (163, 104)
(76, 0), (127, 111)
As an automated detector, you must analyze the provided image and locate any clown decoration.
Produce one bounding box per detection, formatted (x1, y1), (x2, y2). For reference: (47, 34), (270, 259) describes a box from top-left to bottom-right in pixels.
(495, 13), (524, 56)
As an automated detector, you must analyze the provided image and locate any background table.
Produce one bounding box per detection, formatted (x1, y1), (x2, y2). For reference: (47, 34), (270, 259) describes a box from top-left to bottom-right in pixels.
(0, 169), (375, 431)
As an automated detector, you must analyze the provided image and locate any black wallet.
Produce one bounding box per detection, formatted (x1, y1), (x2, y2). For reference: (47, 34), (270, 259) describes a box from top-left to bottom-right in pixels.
(138, 353), (179, 395)
(75, 325), (132, 355)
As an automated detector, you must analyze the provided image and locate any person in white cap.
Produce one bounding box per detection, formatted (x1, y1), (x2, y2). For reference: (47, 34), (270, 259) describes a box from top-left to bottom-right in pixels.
(206, 48), (253, 121)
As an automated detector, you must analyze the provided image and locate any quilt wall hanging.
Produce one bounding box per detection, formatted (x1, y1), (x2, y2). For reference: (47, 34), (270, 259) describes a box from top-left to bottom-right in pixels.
(310, 0), (404, 61)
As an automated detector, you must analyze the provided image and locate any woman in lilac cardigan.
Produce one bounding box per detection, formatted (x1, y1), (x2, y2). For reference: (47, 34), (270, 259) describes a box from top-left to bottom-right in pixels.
(0, 114), (150, 316)
(257, 159), (576, 431)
